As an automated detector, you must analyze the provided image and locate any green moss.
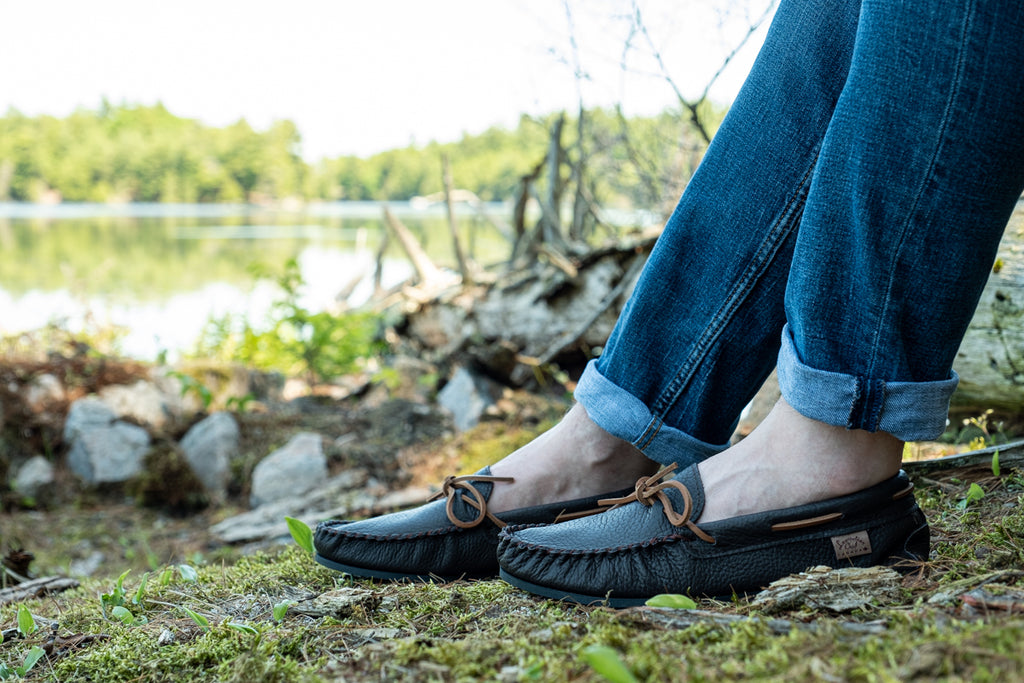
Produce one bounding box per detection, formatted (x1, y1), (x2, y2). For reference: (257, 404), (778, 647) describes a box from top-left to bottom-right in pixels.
(5, 470), (1024, 682)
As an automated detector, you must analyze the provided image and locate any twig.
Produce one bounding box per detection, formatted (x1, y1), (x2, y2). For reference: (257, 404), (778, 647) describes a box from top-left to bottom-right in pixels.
(0, 576), (80, 606)
(633, 607), (888, 636)
(903, 439), (1024, 475)
(382, 206), (445, 285)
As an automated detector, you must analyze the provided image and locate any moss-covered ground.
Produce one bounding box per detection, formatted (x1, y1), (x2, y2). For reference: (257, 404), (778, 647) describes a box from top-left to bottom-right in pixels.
(3, 455), (1022, 682)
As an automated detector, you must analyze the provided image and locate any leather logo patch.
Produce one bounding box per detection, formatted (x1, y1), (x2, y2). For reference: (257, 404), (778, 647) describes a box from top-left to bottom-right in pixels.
(831, 531), (872, 560)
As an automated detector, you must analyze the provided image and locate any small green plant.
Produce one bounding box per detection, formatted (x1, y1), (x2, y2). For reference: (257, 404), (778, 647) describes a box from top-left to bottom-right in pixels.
(958, 482), (986, 509)
(166, 370), (213, 410)
(225, 393), (256, 413)
(0, 645), (45, 679)
(956, 409), (1006, 450)
(581, 644), (638, 683)
(272, 599), (296, 622)
(992, 450), (1001, 477)
(100, 570), (130, 620)
(182, 606), (210, 631)
(177, 564), (199, 582)
(225, 621), (259, 636)
(644, 593), (697, 609)
(193, 258), (385, 385)
(16, 604), (36, 637)
(285, 517), (314, 554)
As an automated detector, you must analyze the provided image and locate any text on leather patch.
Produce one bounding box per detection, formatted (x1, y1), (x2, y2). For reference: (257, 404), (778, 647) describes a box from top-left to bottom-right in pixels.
(831, 531), (872, 560)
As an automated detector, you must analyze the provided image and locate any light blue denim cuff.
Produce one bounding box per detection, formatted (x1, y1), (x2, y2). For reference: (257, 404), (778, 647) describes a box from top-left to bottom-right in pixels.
(777, 325), (958, 441)
(574, 359), (728, 467)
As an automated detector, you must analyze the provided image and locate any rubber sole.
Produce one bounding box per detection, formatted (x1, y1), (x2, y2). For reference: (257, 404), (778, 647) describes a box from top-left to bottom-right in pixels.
(499, 568), (653, 608)
(314, 553), (483, 583)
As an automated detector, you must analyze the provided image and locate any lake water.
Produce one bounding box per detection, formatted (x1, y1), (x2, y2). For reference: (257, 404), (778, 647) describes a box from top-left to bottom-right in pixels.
(0, 201), (514, 361)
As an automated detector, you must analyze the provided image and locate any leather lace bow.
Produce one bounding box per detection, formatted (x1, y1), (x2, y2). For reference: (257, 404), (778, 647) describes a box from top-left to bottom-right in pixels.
(598, 464), (716, 543)
(428, 474), (514, 529)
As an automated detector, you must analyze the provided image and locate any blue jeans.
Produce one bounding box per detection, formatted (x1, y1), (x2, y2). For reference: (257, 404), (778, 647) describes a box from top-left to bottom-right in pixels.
(576, 0), (1024, 467)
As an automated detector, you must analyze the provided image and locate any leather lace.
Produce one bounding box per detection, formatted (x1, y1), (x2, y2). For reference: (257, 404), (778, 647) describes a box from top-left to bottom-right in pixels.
(598, 464), (716, 543)
(428, 474), (514, 529)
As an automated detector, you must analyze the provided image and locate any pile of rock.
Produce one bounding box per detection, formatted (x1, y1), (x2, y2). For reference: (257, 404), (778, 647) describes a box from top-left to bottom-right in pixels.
(4, 359), (515, 545)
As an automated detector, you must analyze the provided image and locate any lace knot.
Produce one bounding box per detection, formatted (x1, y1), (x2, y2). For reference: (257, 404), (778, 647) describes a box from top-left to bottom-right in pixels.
(598, 464), (715, 544)
(427, 473), (514, 529)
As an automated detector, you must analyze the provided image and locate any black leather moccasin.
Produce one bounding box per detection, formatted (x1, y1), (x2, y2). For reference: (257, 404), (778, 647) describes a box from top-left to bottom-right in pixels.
(497, 463), (929, 607)
(314, 467), (631, 581)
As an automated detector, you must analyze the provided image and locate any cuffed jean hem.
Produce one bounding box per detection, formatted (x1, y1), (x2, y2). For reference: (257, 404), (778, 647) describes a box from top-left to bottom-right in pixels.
(574, 360), (729, 467)
(777, 325), (958, 441)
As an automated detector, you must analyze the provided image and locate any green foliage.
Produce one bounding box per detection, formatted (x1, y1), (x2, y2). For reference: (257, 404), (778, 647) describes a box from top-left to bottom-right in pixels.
(195, 258), (385, 384)
(0, 102), (718, 210)
(182, 606), (210, 631)
(272, 600), (296, 623)
(100, 570), (132, 620)
(16, 605), (35, 637)
(0, 645), (45, 679)
(285, 517), (314, 554)
(167, 370), (213, 410)
(580, 644), (639, 683)
(958, 482), (987, 509)
(645, 593), (697, 609)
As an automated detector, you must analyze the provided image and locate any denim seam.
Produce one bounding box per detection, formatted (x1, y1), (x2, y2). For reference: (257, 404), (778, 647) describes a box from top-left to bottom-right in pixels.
(647, 156), (818, 424)
(636, 417), (662, 451)
(866, 0), (976, 377)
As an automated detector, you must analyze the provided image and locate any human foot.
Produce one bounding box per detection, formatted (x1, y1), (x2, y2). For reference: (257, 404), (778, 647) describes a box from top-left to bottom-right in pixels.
(497, 463), (928, 606)
(696, 398), (904, 523)
(487, 403), (658, 514)
(313, 403), (656, 581)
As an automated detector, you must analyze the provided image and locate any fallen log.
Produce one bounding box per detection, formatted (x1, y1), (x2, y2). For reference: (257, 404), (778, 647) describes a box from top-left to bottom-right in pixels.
(953, 210), (1024, 413)
(0, 576), (80, 606)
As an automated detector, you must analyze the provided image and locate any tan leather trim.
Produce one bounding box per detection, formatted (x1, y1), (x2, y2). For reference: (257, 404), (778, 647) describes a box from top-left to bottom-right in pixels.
(892, 482), (915, 500)
(771, 512), (844, 532)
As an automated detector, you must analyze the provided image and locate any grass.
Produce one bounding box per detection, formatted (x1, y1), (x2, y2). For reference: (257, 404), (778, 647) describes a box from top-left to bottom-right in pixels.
(3, 466), (1023, 682)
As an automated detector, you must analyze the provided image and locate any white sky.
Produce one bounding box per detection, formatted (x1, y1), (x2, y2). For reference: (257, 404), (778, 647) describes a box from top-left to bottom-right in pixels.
(0, 0), (774, 160)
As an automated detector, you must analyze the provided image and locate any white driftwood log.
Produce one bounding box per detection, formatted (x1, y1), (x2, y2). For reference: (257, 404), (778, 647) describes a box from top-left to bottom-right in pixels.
(952, 206), (1024, 412)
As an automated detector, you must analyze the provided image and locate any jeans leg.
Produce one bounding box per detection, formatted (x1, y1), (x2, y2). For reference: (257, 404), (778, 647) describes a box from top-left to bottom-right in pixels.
(576, 0), (863, 466)
(782, 0), (1024, 441)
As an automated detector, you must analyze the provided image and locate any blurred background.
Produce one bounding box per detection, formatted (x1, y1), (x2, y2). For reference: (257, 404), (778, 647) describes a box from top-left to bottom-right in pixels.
(0, 0), (776, 362)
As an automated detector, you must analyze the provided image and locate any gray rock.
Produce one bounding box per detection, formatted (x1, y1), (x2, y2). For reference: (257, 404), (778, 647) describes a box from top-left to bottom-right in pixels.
(249, 432), (327, 508)
(13, 455), (56, 498)
(69, 551), (106, 578)
(212, 469), (371, 544)
(99, 380), (177, 431)
(66, 420), (150, 483)
(179, 412), (239, 502)
(437, 366), (501, 431)
(64, 396), (117, 443)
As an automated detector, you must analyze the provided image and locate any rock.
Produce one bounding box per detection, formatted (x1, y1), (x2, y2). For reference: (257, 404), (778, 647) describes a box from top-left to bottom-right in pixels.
(99, 380), (178, 431)
(64, 396), (117, 443)
(179, 412), (239, 502)
(69, 551), (106, 578)
(12, 455), (55, 499)
(249, 432), (328, 508)
(22, 373), (65, 413)
(750, 565), (903, 614)
(211, 469), (372, 544)
(438, 366), (501, 431)
(64, 398), (151, 484)
(67, 422), (151, 483)
(291, 587), (376, 618)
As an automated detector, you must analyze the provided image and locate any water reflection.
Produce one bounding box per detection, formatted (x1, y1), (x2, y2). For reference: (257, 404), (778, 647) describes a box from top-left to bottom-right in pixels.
(0, 201), (509, 361)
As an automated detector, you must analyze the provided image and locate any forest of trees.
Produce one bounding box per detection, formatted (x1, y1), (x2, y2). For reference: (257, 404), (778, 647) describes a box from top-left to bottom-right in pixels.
(0, 101), (723, 210)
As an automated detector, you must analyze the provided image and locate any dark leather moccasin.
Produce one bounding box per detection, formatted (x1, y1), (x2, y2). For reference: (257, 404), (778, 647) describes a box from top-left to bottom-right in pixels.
(497, 464), (929, 607)
(314, 467), (631, 581)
